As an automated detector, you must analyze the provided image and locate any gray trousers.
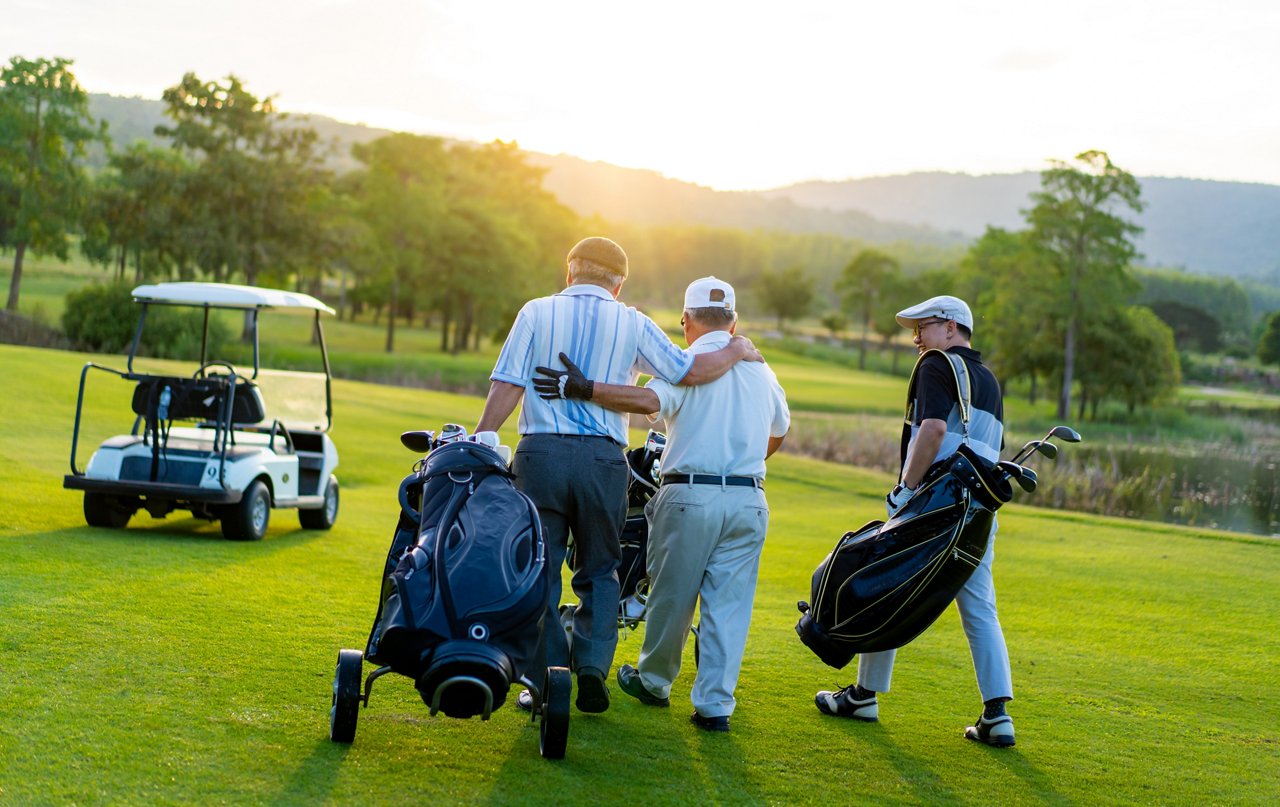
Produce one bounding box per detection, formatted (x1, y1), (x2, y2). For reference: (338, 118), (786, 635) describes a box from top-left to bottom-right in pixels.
(638, 483), (770, 718)
(857, 517), (1013, 702)
(512, 434), (628, 679)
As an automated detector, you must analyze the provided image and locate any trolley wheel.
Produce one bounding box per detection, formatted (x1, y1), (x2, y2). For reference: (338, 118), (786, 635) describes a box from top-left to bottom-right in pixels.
(692, 624), (701, 669)
(330, 648), (363, 743)
(539, 666), (571, 760)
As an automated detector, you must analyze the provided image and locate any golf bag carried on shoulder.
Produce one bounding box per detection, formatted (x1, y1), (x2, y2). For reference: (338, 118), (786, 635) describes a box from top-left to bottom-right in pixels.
(795, 443), (1013, 668)
(795, 349), (1016, 669)
(366, 434), (548, 718)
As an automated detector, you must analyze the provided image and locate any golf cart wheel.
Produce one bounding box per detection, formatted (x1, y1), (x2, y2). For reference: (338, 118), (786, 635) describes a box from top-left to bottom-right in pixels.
(299, 475), (340, 530)
(222, 479), (270, 541)
(330, 649), (363, 744)
(539, 666), (571, 760)
(83, 492), (133, 529)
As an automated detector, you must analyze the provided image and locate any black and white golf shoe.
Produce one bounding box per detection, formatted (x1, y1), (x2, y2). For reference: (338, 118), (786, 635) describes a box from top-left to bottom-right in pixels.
(814, 684), (879, 722)
(964, 714), (1016, 747)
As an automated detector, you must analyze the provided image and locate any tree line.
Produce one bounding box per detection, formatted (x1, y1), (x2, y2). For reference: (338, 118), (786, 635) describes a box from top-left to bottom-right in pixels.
(0, 57), (577, 353)
(3, 56), (1276, 419)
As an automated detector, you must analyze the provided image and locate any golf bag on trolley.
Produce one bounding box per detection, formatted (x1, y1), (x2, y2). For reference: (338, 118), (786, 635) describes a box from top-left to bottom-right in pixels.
(366, 432), (548, 718)
(795, 349), (1016, 669)
(562, 430), (666, 632)
(617, 430), (666, 625)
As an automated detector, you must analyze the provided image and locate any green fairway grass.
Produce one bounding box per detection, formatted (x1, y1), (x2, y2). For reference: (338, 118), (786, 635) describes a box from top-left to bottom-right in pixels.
(1, 343), (1278, 805)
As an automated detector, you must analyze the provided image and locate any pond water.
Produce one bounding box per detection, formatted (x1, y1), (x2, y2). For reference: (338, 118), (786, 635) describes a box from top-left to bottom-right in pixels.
(1033, 445), (1280, 537)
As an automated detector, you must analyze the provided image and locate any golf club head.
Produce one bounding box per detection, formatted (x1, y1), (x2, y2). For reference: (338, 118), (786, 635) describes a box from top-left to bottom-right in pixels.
(1034, 441), (1058, 460)
(401, 430), (436, 453)
(1049, 425), (1082, 443)
(998, 461), (1038, 493)
(1018, 466), (1038, 490)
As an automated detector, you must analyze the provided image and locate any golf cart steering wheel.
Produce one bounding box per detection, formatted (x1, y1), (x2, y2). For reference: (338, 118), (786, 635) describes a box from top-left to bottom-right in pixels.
(194, 361), (239, 380)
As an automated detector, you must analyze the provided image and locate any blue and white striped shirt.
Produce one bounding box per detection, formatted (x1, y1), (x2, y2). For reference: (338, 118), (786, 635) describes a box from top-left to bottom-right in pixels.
(491, 284), (694, 445)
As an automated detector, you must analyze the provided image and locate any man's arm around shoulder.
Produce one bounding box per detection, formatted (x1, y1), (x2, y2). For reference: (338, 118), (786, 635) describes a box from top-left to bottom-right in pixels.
(678, 335), (763, 386)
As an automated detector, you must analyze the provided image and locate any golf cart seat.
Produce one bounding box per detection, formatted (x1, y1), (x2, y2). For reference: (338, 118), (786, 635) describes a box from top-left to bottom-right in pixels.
(130, 375), (267, 425)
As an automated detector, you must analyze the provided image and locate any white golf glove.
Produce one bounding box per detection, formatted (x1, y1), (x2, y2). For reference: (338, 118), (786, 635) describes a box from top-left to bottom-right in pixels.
(885, 483), (916, 517)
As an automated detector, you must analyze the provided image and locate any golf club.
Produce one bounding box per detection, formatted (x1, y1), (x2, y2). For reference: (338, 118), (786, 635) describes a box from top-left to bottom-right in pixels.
(1050, 425), (1082, 443)
(1011, 425), (1082, 464)
(997, 461), (1038, 493)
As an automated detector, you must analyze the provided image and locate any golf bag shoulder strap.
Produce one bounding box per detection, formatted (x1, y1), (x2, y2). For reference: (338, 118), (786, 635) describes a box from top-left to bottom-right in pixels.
(901, 349), (972, 465)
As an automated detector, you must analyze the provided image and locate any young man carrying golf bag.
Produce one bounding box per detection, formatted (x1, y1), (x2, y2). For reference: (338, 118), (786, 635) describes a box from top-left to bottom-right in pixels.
(813, 295), (1016, 748)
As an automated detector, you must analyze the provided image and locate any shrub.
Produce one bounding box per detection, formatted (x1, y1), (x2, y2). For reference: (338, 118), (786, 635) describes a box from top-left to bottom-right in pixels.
(63, 283), (228, 359)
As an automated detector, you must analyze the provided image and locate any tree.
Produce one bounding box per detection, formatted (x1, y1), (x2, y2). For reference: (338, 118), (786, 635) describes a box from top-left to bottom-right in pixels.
(0, 56), (105, 311)
(1258, 311), (1280, 367)
(869, 270), (922, 374)
(837, 248), (898, 369)
(81, 142), (191, 282)
(958, 227), (1062, 403)
(157, 73), (328, 336)
(1078, 305), (1180, 415)
(1147, 300), (1222, 353)
(819, 310), (848, 343)
(351, 133), (448, 353)
(1025, 150), (1144, 419)
(755, 265), (814, 332)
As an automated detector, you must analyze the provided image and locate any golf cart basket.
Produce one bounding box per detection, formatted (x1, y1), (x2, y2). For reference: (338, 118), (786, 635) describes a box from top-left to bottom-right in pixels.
(795, 443), (1013, 668)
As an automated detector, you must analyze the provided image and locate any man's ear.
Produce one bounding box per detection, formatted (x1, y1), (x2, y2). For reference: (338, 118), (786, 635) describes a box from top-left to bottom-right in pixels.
(610, 282), (623, 299)
(729, 320), (737, 335)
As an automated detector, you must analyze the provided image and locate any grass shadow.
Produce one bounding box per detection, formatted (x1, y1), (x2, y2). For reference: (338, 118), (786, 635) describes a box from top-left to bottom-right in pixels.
(266, 737), (350, 805)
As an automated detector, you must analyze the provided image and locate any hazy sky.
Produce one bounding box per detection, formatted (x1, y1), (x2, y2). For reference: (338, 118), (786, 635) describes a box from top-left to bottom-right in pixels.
(5, 0), (1279, 190)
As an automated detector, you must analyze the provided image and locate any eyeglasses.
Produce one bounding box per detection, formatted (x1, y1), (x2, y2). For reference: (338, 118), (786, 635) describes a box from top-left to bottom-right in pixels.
(912, 318), (949, 338)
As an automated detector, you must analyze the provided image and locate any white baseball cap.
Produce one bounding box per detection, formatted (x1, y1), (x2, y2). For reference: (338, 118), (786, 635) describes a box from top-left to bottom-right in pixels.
(684, 276), (735, 311)
(895, 295), (974, 332)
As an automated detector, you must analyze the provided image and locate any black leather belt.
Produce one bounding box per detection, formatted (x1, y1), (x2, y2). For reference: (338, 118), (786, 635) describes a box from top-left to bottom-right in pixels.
(661, 474), (763, 489)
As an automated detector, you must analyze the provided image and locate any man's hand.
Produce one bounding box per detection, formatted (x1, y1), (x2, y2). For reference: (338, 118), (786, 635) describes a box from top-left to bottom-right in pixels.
(732, 334), (764, 363)
(885, 483), (915, 518)
(533, 352), (595, 401)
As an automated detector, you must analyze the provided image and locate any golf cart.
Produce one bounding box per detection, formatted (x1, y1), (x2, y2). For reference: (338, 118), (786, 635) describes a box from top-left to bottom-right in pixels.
(63, 282), (340, 541)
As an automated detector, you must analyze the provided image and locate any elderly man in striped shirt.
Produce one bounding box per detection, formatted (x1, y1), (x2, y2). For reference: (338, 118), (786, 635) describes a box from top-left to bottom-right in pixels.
(476, 237), (758, 715)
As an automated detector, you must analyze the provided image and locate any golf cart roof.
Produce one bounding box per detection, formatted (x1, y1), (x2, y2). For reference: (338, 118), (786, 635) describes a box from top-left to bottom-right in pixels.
(131, 282), (335, 315)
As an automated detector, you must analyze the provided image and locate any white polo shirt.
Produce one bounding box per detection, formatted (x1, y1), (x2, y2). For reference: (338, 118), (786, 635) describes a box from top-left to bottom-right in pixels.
(646, 330), (790, 480)
(491, 284), (695, 446)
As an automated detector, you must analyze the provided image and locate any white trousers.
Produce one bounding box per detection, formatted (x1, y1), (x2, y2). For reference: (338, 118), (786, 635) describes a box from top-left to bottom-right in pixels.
(637, 483), (769, 718)
(857, 517), (1013, 702)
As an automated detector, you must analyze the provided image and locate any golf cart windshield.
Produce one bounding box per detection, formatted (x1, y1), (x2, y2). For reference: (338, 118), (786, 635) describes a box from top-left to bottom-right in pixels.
(253, 369), (329, 431)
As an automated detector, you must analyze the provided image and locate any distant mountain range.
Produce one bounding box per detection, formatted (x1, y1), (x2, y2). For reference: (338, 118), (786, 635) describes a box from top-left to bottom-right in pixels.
(88, 94), (1280, 280)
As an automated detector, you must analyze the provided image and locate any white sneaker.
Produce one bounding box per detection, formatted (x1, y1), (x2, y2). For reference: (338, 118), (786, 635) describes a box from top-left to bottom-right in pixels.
(814, 684), (878, 722)
(965, 714), (1015, 747)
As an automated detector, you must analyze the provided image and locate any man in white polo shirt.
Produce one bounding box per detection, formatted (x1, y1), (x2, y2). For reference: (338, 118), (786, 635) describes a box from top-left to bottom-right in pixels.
(535, 276), (789, 732)
(476, 239), (759, 715)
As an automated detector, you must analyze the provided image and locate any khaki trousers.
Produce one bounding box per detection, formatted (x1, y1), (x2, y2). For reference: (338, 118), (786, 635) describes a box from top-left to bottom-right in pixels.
(638, 482), (769, 718)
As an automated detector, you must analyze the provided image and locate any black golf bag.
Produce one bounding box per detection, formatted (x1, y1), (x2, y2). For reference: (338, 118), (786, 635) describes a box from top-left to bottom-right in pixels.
(796, 348), (1017, 669)
(365, 439), (548, 718)
(795, 443), (1013, 668)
